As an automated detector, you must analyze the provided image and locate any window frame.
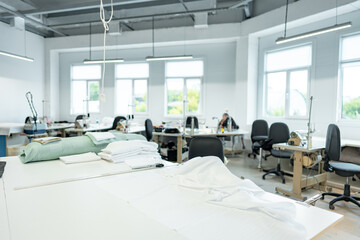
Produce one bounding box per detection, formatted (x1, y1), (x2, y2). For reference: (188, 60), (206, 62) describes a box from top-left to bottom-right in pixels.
(164, 59), (204, 117)
(115, 62), (149, 115)
(263, 44), (312, 120)
(164, 77), (203, 117)
(338, 32), (360, 123)
(70, 64), (101, 115)
(115, 78), (149, 115)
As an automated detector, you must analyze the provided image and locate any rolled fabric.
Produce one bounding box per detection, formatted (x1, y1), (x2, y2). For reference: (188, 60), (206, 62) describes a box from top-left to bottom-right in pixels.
(20, 136), (105, 164)
(19, 133), (146, 164)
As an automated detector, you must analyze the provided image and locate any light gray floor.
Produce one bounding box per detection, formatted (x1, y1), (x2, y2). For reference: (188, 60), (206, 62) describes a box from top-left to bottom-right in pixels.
(226, 154), (360, 240)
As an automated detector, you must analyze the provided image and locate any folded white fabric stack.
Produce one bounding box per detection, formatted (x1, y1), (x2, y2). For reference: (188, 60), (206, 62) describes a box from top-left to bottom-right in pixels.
(85, 132), (115, 141)
(99, 140), (161, 165)
(59, 152), (101, 164)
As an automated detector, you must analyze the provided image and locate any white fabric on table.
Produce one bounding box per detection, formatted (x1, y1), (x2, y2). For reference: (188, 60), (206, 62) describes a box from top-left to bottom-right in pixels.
(59, 152), (101, 164)
(97, 156), (307, 240)
(102, 140), (158, 155)
(99, 140), (160, 164)
(99, 151), (161, 165)
(124, 155), (163, 168)
(167, 157), (305, 230)
(0, 123), (24, 136)
(85, 132), (115, 141)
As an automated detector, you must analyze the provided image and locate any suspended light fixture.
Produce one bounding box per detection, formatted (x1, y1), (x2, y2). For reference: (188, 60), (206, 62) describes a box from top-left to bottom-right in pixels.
(146, 55), (193, 61)
(0, 26), (34, 62)
(276, 0), (351, 44)
(84, 59), (124, 64)
(145, 17), (193, 61)
(0, 50), (33, 62)
(83, 22), (124, 64)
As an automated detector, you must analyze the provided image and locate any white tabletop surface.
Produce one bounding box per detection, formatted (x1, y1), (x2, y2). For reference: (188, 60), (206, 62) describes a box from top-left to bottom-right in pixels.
(153, 129), (248, 137)
(312, 136), (360, 148)
(0, 156), (343, 240)
(46, 123), (75, 130)
(65, 124), (113, 133)
(126, 125), (145, 133)
(0, 123), (24, 136)
(273, 142), (325, 153)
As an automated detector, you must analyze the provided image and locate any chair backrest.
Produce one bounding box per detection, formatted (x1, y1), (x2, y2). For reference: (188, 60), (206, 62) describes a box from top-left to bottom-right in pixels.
(251, 119), (269, 140)
(112, 116), (127, 129)
(185, 116), (199, 129)
(25, 116), (32, 124)
(325, 124), (341, 161)
(263, 122), (290, 151)
(188, 137), (224, 162)
(75, 115), (86, 121)
(145, 119), (153, 141)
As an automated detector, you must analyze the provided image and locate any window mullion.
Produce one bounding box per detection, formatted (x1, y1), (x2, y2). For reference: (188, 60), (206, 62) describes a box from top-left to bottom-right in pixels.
(285, 71), (291, 118)
(184, 78), (187, 114)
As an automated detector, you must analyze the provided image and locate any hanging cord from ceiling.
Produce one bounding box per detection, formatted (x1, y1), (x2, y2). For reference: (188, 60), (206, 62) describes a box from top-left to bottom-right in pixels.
(152, 17), (155, 57)
(99, 0), (114, 103)
(283, 0), (289, 38)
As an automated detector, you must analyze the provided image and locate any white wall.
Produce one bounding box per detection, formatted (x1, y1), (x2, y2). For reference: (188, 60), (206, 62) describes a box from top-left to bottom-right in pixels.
(41, 0), (360, 142)
(257, 9), (360, 140)
(58, 42), (237, 127)
(0, 22), (45, 123)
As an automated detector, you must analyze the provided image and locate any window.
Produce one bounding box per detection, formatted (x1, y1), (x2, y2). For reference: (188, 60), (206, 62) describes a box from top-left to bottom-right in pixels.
(264, 45), (311, 118)
(115, 63), (149, 114)
(165, 60), (203, 115)
(340, 34), (360, 120)
(71, 65), (101, 114)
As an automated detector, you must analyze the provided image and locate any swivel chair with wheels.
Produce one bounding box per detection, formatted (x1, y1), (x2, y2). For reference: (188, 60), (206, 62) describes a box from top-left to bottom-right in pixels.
(262, 122), (292, 184)
(248, 119), (269, 159)
(145, 119), (153, 141)
(75, 115), (86, 121)
(112, 116), (127, 130)
(321, 124), (360, 210)
(186, 116), (199, 129)
(188, 137), (224, 162)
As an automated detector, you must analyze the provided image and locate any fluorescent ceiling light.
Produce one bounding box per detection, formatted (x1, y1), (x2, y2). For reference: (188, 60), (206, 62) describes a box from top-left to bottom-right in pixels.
(146, 55), (193, 61)
(276, 22), (352, 44)
(0, 50), (34, 62)
(83, 58), (124, 64)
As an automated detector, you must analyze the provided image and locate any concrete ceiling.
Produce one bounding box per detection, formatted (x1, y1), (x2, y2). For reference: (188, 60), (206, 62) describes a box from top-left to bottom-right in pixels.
(0, 0), (297, 37)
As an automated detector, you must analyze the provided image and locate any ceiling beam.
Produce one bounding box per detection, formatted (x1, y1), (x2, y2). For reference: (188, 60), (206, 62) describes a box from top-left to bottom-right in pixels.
(49, 6), (246, 28)
(0, 4), (66, 36)
(178, 0), (195, 22)
(20, 0), (164, 16)
(229, 0), (253, 9)
(19, 0), (38, 9)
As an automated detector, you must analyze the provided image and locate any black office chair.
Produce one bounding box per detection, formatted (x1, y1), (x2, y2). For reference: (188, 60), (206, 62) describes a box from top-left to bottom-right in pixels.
(248, 119), (269, 159)
(112, 116), (127, 130)
(186, 116), (199, 129)
(321, 124), (360, 210)
(75, 115), (86, 121)
(262, 122), (292, 184)
(145, 119), (153, 141)
(188, 137), (224, 162)
(25, 116), (33, 124)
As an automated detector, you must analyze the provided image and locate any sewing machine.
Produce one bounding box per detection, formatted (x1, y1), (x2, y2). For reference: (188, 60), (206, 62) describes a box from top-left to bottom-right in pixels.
(288, 131), (304, 146)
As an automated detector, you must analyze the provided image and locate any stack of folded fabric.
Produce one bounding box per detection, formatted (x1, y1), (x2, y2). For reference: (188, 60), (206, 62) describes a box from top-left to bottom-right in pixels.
(98, 140), (160, 164)
(59, 152), (101, 164)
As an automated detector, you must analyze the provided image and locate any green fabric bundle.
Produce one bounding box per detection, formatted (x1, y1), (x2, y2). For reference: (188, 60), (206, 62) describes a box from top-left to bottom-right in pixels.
(19, 133), (146, 164)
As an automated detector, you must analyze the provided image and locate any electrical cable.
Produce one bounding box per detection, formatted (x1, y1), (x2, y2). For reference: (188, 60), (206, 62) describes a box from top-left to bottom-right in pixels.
(99, 0), (114, 103)
(2, 179), (12, 240)
(25, 92), (38, 132)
